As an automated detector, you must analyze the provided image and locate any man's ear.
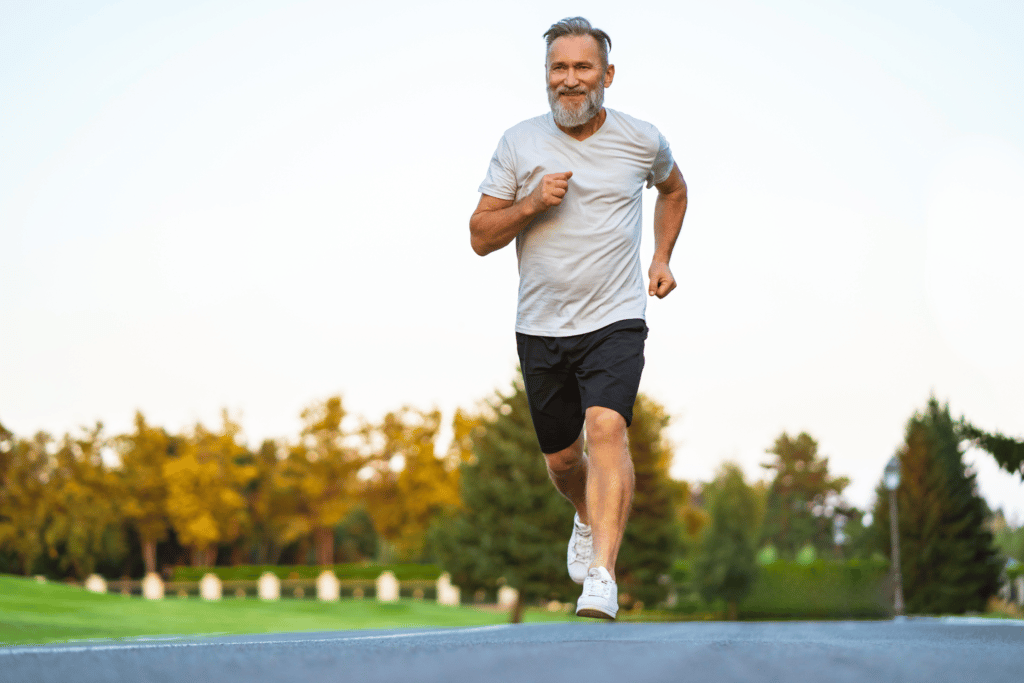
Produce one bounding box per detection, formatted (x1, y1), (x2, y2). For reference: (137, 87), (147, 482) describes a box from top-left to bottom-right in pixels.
(604, 64), (615, 88)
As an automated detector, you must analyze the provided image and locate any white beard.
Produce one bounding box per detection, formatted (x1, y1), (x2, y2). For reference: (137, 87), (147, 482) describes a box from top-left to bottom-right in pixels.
(548, 82), (604, 128)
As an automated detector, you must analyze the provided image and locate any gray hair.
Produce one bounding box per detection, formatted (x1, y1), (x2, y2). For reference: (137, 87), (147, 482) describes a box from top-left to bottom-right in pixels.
(543, 17), (612, 70)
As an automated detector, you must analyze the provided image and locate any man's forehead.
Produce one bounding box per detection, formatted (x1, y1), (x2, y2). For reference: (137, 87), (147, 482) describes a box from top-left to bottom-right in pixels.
(547, 34), (602, 63)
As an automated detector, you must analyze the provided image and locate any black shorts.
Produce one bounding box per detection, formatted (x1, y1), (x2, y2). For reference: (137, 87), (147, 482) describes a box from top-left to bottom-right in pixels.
(516, 318), (648, 454)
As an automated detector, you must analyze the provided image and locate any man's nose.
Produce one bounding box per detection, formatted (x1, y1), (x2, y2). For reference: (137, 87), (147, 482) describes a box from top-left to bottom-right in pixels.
(564, 68), (578, 87)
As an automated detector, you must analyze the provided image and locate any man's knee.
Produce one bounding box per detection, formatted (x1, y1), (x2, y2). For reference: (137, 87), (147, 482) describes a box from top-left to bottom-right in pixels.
(585, 406), (627, 446)
(545, 438), (585, 472)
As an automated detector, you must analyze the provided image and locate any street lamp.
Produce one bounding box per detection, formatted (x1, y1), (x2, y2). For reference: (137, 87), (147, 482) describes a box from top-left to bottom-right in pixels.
(883, 456), (904, 618)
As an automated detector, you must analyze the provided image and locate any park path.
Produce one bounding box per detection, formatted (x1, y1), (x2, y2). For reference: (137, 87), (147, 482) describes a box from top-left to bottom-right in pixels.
(2, 618), (1021, 683)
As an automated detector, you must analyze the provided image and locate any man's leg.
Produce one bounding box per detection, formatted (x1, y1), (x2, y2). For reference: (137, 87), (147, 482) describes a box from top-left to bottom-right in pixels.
(583, 406), (633, 580)
(543, 431), (589, 525)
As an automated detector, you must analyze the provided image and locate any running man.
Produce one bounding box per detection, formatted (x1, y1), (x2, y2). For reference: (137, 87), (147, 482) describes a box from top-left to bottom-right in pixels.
(469, 17), (687, 619)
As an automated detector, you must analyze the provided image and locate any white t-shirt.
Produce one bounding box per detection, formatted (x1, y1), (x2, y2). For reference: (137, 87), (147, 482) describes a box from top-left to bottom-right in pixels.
(478, 108), (674, 337)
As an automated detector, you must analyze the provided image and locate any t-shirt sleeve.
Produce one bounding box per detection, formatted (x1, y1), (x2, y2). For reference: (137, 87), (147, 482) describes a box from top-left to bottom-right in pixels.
(477, 135), (518, 200)
(645, 130), (674, 189)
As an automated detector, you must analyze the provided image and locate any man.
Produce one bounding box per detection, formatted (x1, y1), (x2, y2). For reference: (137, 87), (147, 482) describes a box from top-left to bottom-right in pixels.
(469, 17), (687, 620)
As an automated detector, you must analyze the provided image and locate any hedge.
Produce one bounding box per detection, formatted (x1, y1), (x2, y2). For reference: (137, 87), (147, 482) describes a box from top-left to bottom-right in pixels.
(171, 563), (443, 582)
(671, 558), (891, 620)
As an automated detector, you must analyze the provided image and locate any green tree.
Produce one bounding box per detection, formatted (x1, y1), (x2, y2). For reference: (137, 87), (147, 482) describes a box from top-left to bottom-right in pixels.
(760, 432), (850, 558)
(616, 393), (681, 608)
(958, 421), (1024, 481)
(871, 398), (1001, 614)
(694, 463), (760, 620)
(433, 378), (571, 623)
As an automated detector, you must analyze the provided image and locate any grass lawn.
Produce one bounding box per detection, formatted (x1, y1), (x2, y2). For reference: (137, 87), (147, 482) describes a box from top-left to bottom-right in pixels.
(0, 575), (579, 647)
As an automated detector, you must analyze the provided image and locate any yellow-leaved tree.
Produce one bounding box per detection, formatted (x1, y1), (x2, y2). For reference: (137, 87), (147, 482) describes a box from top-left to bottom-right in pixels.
(116, 412), (173, 575)
(163, 412), (255, 567)
(276, 396), (363, 566)
(0, 426), (49, 574)
(362, 407), (462, 561)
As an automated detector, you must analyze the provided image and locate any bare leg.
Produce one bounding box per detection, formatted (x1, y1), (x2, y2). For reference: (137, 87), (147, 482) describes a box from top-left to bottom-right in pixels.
(583, 406), (633, 580)
(544, 431), (590, 525)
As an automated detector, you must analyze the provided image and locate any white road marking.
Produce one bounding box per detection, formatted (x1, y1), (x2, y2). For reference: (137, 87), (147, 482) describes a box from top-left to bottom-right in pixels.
(0, 624), (512, 656)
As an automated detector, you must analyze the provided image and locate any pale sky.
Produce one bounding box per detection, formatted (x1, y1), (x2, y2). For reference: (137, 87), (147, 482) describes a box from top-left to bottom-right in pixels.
(3, 0), (1023, 522)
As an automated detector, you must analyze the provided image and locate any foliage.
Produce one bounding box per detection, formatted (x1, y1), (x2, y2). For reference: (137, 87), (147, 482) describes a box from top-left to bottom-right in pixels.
(760, 432), (849, 558)
(616, 394), (682, 607)
(42, 424), (126, 579)
(361, 407), (461, 561)
(958, 420), (1024, 480)
(433, 378), (575, 614)
(871, 397), (1001, 614)
(694, 463), (760, 619)
(0, 431), (50, 574)
(115, 412), (174, 574)
(737, 558), (889, 619)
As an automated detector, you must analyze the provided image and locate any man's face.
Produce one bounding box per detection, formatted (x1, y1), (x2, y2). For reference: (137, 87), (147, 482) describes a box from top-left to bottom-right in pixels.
(546, 35), (614, 128)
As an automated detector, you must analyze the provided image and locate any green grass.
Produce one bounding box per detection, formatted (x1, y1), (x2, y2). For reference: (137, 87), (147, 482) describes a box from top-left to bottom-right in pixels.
(0, 575), (578, 647)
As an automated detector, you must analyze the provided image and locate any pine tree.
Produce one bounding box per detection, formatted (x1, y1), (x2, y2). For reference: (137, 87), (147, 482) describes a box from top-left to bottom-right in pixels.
(694, 463), (759, 620)
(616, 393), (681, 608)
(872, 398), (1001, 614)
(433, 378), (572, 622)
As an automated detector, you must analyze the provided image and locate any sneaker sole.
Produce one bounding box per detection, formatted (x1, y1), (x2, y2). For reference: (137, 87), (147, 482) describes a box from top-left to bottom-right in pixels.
(576, 606), (617, 620)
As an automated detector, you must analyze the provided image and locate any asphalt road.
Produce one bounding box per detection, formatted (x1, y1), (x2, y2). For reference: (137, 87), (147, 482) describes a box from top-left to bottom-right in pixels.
(2, 618), (1021, 683)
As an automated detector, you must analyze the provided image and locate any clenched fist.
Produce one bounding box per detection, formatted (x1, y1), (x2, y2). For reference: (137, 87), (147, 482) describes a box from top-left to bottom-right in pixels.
(529, 171), (573, 213)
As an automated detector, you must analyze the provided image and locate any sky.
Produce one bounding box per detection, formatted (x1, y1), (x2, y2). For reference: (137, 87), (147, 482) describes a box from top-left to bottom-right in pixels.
(3, 0), (1023, 522)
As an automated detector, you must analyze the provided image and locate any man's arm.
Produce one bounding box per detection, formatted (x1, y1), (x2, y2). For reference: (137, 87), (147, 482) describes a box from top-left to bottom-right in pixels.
(469, 172), (573, 256)
(648, 163), (687, 298)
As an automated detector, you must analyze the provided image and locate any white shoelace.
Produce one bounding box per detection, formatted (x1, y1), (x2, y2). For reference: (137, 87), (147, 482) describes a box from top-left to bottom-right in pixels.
(570, 529), (592, 562)
(583, 571), (612, 599)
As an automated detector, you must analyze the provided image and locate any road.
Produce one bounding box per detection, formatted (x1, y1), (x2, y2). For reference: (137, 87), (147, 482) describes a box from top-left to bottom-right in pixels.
(2, 618), (1020, 683)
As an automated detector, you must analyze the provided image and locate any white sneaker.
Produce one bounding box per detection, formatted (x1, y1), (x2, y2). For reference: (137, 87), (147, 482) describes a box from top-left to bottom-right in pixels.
(576, 566), (618, 620)
(567, 513), (593, 585)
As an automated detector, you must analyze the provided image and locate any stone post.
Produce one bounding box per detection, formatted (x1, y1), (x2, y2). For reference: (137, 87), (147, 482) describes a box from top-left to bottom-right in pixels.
(258, 572), (281, 601)
(317, 570), (340, 601)
(142, 572), (164, 600)
(200, 573), (222, 600)
(1016, 576), (1024, 607)
(497, 586), (519, 609)
(84, 574), (107, 594)
(376, 571), (399, 602)
(436, 573), (460, 606)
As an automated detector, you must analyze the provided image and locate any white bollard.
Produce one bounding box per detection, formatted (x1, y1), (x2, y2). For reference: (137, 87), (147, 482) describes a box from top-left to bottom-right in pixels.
(1016, 576), (1024, 607)
(497, 585), (519, 609)
(200, 573), (222, 601)
(84, 574), (107, 594)
(258, 572), (281, 601)
(436, 573), (461, 607)
(317, 570), (340, 602)
(376, 571), (399, 602)
(142, 572), (164, 600)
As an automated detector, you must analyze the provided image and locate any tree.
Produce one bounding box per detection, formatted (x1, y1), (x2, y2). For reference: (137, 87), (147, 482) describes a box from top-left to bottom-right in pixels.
(275, 396), (362, 565)
(116, 412), (173, 574)
(871, 398), (1001, 614)
(616, 393), (681, 607)
(694, 463), (760, 620)
(434, 378), (572, 623)
(163, 412), (255, 566)
(43, 424), (126, 578)
(958, 421), (1024, 481)
(362, 407), (461, 561)
(760, 432), (849, 558)
(0, 430), (50, 574)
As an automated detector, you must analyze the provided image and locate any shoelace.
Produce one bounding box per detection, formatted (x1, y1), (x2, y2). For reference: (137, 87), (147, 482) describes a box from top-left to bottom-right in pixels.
(570, 530), (592, 561)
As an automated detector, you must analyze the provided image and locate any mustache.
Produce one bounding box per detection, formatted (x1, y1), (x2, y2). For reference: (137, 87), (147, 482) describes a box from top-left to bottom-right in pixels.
(557, 87), (587, 96)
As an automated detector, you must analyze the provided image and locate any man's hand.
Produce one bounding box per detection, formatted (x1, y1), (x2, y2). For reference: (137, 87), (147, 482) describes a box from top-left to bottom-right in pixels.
(529, 171), (573, 213)
(648, 261), (676, 298)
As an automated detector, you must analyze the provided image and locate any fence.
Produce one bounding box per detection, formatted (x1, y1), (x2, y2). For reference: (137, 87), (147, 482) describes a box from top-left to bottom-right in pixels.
(74, 570), (471, 606)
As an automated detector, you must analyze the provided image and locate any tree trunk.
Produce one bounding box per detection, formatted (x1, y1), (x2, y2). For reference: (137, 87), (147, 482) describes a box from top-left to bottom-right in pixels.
(142, 539), (157, 575)
(314, 527), (334, 566)
(727, 600), (738, 621)
(510, 593), (525, 624)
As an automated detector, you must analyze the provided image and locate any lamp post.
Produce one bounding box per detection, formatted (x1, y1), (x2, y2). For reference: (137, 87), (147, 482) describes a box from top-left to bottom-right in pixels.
(883, 456), (904, 617)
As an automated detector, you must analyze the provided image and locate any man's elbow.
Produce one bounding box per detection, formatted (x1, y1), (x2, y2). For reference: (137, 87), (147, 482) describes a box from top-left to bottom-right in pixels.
(469, 220), (492, 257)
